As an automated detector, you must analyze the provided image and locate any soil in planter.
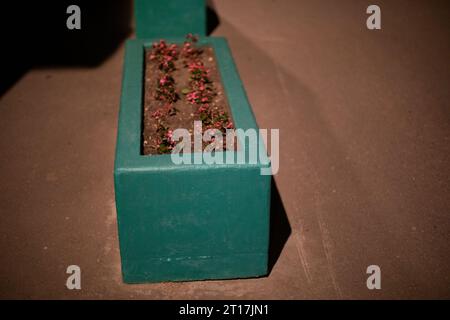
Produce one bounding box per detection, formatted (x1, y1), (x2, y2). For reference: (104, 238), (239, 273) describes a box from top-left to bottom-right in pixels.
(142, 36), (235, 155)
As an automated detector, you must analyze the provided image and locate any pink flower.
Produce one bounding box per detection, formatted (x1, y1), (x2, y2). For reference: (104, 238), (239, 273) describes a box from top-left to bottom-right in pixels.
(151, 109), (162, 119)
(158, 40), (166, 48)
(188, 61), (204, 71)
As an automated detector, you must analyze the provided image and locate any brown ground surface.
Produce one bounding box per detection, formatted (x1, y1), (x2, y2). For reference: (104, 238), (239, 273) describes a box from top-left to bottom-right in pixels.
(0, 0), (449, 299)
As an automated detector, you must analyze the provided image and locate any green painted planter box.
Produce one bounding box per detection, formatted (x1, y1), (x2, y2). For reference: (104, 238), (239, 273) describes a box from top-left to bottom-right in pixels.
(114, 37), (271, 283)
(135, 0), (206, 39)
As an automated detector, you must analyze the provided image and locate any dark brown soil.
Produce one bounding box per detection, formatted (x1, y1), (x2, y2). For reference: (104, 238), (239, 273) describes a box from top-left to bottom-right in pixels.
(142, 46), (234, 155)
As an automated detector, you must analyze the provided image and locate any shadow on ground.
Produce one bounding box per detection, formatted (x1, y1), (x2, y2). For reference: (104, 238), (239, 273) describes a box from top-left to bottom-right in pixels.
(268, 177), (291, 274)
(207, 0), (220, 35)
(0, 1), (132, 97)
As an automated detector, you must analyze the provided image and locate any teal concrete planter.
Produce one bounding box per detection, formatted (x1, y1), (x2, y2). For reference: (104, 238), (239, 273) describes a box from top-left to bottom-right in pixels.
(114, 37), (271, 283)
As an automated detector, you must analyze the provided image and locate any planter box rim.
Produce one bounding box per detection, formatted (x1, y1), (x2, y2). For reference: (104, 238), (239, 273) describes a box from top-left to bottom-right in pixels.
(115, 37), (270, 172)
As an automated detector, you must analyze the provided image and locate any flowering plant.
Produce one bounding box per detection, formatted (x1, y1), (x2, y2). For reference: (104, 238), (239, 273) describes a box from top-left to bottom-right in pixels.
(146, 34), (234, 154)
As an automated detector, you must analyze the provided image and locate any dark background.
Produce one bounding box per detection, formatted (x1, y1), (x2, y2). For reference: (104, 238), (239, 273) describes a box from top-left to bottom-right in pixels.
(0, 1), (132, 96)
